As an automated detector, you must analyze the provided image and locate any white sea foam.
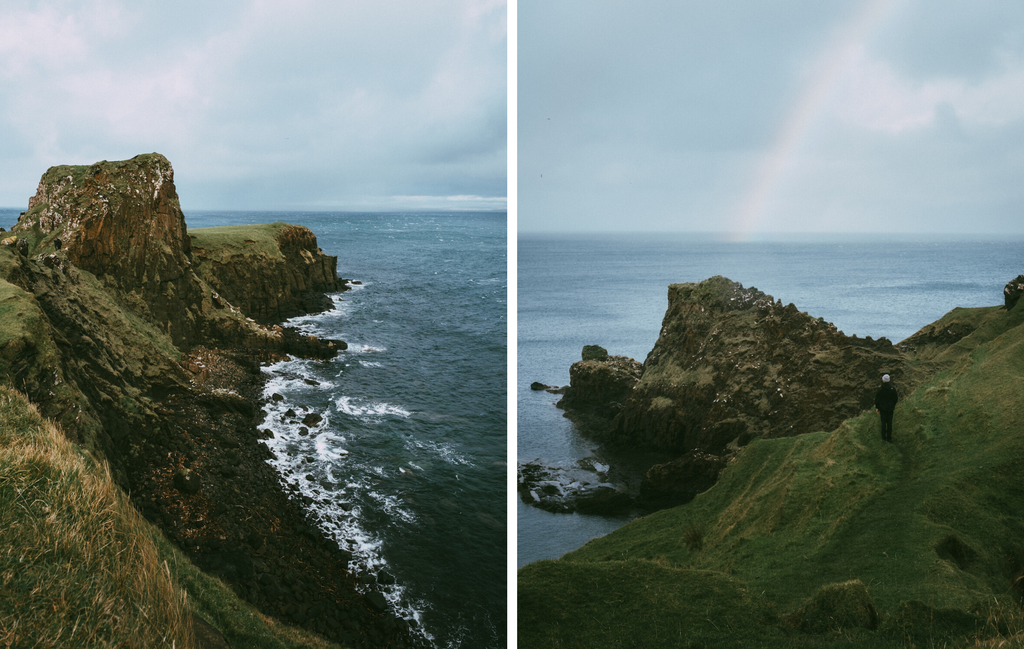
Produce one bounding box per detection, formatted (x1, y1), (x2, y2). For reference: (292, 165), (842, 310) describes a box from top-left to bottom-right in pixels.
(336, 396), (411, 419)
(349, 343), (386, 354)
(258, 398), (429, 638)
(408, 439), (472, 466)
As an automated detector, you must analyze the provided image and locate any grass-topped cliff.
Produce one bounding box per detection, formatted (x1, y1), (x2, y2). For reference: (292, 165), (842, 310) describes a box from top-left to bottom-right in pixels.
(0, 155), (412, 648)
(519, 297), (1024, 647)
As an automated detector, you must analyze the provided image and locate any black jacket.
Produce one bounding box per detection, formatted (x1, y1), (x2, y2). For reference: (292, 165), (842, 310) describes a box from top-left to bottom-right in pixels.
(874, 383), (898, 412)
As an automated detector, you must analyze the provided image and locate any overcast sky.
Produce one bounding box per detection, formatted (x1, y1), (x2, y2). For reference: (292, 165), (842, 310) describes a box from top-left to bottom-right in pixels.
(519, 0), (1024, 237)
(0, 0), (506, 212)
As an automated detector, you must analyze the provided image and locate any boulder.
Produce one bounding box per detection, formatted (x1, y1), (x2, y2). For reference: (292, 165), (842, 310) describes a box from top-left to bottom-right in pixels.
(556, 349), (642, 425)
(1005, 274), (1024, 310)
(581, 345), (609, 361)
(302, 412), (323, 427)
(173, 468), (202, 494)
(640, 450), (729, 507)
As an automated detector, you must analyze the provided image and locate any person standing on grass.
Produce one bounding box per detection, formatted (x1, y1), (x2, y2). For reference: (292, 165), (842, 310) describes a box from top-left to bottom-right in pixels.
(874, 373), (899, 442)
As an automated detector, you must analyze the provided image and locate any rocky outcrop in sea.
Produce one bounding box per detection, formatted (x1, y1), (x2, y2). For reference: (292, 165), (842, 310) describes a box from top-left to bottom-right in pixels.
(530, 275), (914, 512)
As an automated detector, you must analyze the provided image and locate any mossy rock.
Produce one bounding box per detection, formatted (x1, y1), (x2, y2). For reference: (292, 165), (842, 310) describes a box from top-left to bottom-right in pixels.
(785, 579), (878, 633)
(581, 344), (609, 362)
(173, 468), (202, 495)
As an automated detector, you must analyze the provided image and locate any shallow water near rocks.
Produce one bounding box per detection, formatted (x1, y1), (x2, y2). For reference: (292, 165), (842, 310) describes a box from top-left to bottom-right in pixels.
(186, 210), (507, 648)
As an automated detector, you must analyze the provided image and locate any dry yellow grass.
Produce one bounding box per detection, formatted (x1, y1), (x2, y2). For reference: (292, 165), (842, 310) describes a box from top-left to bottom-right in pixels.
(0, 387), (194, 649)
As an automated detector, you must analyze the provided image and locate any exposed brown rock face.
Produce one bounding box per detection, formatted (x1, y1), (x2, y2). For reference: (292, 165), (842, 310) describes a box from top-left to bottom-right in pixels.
(191, 223), (346, 323)
(1005, 274), (1024, 310)
(14, 154), (205, 347)
(556, 345), (642, 422)
(610, 276), (902, 455)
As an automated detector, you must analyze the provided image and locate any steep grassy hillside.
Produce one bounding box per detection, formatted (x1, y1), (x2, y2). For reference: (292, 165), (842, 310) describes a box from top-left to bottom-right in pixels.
(519, 299), (1024, 648)
(0, 386), (343, 648)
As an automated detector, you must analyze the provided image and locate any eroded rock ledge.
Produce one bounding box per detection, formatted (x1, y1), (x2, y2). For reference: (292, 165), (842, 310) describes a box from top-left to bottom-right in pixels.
(0, 154), (424, 648)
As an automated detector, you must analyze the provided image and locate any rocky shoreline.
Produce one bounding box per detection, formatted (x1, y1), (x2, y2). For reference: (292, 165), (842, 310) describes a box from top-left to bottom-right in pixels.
(0, 154), (429, 648)
(143, 344), (430, 648)
(522, 275), (1024, 517)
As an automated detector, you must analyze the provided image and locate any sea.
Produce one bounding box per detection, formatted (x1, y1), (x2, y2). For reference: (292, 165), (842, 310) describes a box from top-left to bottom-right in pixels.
(517, 232), (1024, 568)
(183, 211), (507, 648)
(184, 210), (506, 648)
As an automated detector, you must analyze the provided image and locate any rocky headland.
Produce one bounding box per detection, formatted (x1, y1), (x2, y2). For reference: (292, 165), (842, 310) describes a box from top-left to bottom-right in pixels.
(521, 274), (1001, 513)
(0, 154), (423, 648)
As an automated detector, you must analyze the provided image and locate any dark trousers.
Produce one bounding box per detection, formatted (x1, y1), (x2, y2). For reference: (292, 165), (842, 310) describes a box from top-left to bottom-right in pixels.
(879, 409), (894, 442)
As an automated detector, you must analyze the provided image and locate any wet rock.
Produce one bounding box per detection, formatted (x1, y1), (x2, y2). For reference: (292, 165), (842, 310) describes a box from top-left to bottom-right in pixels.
(517, 460), (635, 515)
(366, 591), (389, 613)
(173, 468), (202, 494)
(302, 412), (323, 426)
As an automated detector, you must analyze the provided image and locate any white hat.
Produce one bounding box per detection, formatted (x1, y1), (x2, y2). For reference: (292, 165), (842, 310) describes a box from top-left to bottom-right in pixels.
(882, 374), (890, 382)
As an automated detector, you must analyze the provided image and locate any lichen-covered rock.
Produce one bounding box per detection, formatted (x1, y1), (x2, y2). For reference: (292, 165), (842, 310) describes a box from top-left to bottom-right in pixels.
(13, 154), (205, 347)
(557, 349), (642, 422)
(612, 276), (902, 454)
(639, 450), (729, 507)
(1005, 274), (1024, 310)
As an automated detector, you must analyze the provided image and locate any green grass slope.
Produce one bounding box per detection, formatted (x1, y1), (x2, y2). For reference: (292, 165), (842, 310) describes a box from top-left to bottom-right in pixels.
(188, 223), (294, 263)
(519, 300), (1024, 648)
(0, 387), (344, 649)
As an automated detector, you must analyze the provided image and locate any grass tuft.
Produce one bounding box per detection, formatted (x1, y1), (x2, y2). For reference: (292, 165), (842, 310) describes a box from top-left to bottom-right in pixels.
(0, 388), (193, 648)
(682, 524), (704, 551)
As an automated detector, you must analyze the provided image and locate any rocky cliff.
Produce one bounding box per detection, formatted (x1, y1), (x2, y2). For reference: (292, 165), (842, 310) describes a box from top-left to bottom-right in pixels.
(545, 276), (914, 509)
(615, 276), (904, 455)
(0, 154), (419, 648)
(12, 154), (206, 347)
(190, 222), (347, 323)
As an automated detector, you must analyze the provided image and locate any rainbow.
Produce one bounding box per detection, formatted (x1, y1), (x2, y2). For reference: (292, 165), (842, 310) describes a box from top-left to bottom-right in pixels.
(727, 0), (900, 241)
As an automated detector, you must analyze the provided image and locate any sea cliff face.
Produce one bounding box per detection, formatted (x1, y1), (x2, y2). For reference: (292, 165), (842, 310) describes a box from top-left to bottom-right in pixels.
(190, 222), (347, 323)
(545, 276), (914, 509)
(0, 154), (419, 648)
(14, 154), (204, 347)
(616, 276), (903, 454)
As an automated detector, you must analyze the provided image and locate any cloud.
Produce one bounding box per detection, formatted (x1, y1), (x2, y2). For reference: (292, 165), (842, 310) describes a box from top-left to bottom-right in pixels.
(0, 0), (506, 211)
(829, 47), (1024, 133)
(519, 1), (1024, 235)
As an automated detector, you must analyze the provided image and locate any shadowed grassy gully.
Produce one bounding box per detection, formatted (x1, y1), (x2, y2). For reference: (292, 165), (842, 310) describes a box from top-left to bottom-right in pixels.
(519, 298), (1024, 648)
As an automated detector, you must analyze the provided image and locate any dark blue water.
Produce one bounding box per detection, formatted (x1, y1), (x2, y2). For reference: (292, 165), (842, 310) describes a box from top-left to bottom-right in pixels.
(184, 211), (506, 648)
(185, 211), (506, 647)
(518, 233), (1023, 567)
